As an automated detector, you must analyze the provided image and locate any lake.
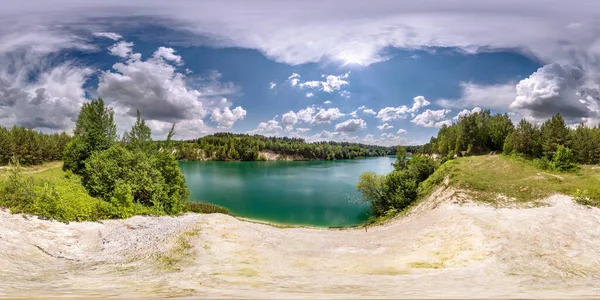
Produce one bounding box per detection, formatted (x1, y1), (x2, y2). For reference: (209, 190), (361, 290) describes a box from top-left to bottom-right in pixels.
(179, 156), (396, 227)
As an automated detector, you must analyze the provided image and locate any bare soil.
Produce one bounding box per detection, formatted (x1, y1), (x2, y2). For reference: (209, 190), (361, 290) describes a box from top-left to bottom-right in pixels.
(1, 186), (600, 298)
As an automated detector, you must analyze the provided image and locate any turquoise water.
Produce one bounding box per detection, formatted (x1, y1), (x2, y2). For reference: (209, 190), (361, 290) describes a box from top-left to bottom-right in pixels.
(179, 156), (396, 227)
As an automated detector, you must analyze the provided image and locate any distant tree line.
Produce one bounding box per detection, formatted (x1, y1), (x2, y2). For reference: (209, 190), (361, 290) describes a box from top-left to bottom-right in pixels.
(0, 126), (71, 166)
(421, 109), (600, 171)
(161, 133), (416, 161)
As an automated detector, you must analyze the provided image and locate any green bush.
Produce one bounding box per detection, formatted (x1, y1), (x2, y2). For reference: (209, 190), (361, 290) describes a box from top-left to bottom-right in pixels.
(185, 201), (231, 214)
(549, 145), (577, 172)
(82, 145), (188, 215)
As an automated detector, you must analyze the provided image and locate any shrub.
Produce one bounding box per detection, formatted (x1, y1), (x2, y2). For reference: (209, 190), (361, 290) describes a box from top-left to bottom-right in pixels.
(185, 201), (231, 214)
(384, 170), (418, 211)
(82, 145), (188, 215)
(407, 154), (438, 184)
(0, 156), (36, 211)
(549, 145), (577, 172)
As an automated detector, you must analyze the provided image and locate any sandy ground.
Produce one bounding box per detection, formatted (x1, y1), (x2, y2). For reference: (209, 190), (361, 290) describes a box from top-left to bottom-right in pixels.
(1, 185), (600, 298)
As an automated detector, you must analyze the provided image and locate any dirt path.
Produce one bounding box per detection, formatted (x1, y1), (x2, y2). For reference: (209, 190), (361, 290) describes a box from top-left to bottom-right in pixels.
(1, 187), (600, 298)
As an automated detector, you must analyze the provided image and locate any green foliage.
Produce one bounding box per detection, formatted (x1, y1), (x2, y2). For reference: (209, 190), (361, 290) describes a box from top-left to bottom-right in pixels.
(549, 145), (577, 172)
(123, 110), (153, 152)
(82, 145), (188, 214)
(540, 113), (569, 158)
(357, 154), (438, 217)
(161, 132), (403, 161)
(0, 163), (128, 222)
(63, 98), (117, 174)
(392, 146), (408, 170)
(0, 126), (71, 166)
(185, 201), (231, 215)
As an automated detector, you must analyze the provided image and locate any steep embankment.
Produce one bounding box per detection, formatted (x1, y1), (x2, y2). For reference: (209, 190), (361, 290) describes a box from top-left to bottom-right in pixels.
(1, 169), (600, 298)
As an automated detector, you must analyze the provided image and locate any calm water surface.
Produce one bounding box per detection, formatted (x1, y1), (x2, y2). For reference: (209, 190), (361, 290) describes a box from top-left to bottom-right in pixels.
(179, 156), (396, 227)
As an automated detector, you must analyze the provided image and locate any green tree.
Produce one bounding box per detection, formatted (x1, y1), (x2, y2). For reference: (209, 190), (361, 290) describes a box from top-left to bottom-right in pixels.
(63, 98), (117, 174)
(392, 146), (408, 170)
(540, 113), (569, 158)
(123, 109), (152, 152)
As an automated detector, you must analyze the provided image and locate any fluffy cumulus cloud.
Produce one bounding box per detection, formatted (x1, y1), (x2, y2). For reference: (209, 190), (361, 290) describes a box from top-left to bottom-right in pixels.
(281, 110), (298, 130)
(269, 82), (277, 89)
(362, 108), (376, 115)
(293, 72), (350, 94)
(248, 119), (283, 135)
(409, 96), (430, 114)
(280, 106), (344, 129)
(397, 128), (407, 134)
(376, 123), (393, 130)
(510, 64), (599, 121)
(305, 92), (314, 98)
(211, 106), (246, 129)
(108, 41), (135, 58)
(437, 82), (516, 110)
(376, 106), (409, 122)
(376, 96), (430, 122)
(411, 109), (451, 127)
(455, 107), (482, 120)
(313, 108), (345, 123)
(335, 118), (367, 132)
(0, 26), (94, 131)
(98, 41), (245, 137)
(153, 46), (183, 65)
(288, 73), (300, 86)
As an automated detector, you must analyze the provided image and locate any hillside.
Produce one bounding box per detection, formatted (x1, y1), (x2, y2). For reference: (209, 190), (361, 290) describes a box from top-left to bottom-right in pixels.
(1, 155), (600, 298)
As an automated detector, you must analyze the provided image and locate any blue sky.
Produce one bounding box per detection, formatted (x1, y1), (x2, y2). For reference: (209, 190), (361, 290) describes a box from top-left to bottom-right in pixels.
(1, 1), (600, 146)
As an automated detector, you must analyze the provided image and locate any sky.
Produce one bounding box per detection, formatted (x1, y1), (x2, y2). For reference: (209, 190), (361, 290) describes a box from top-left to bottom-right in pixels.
(1, 1), (600, 146)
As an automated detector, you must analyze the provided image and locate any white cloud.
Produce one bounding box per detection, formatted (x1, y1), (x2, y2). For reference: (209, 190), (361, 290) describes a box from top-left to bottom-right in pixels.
(248, 119), (283, 135)
(454, 107), (482, 120)
(296, 106), (316, 123)
(376, 106), (409, 122)
(296, 127), (311, 133)
(108, 41), (134, 58)
(335, 118), (367, 132)
(411, 109), (451, 127)
(281, 110), (298, 130)
(377, 123), (394, 130)
(306, 92), (314, 98)
(313, 108), (345, 123)
(510, 63), (597, 121)
(210, 106), (246, 129)
(409, 96), (430, 113)
(296, 72), (350, 93)
(93, 32), (122, 41)
(358, 105), (367, 110)
(288, 73), (301, 86)
(397, 128), (407, 134)
(349, 110), (359, 118)
(437, 82), (516, 110)
(98, 42), (244, 137)
(153, 47), (183, 65)
(323, 100), (332, 105)
(269, 82), (277, 89)
(0, 28), (94, 131)
(362, 108), (376, 115)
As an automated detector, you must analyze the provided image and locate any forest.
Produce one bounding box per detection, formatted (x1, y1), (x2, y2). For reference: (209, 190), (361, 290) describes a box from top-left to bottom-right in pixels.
(164, 133), (412, 161)
(0, 127), (420, 167)
(357, 110), (600, 220)
(421, 110), (600, 168)
(0, 126), (71, 166)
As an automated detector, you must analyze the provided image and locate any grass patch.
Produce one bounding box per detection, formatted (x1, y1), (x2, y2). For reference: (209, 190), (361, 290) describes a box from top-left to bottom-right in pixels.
(0, 163), (163, 222)
(367, 267), (411, 275)
(185, 201), (231, 215)
(407, 261), (444, 269)
(424, 155), (600, 206)
(155, 227), (201, 272)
